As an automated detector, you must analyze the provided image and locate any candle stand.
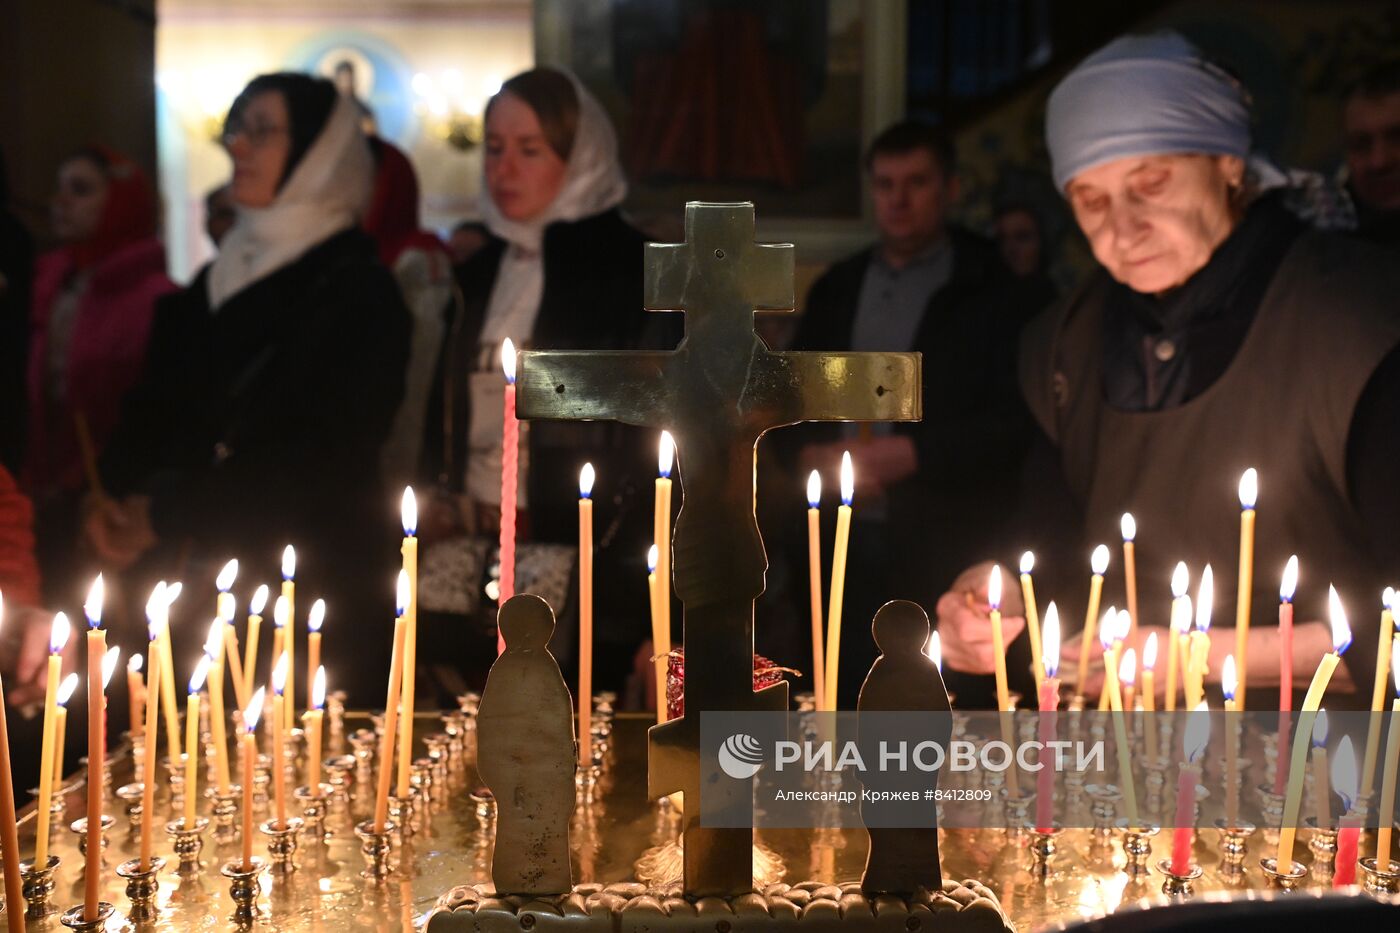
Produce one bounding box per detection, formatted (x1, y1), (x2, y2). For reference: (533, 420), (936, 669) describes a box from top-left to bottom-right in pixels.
(1358, 857), (1400, 894)
(1117, 822), (1159, 877)
(1027, 827), (1062, 877)
(220, 857), (265, 924)
(19, 854), (60, 918)
(116, 783), (143, 833)
(295, 783), (333, 840)
(355, 819), (396, 879)
(58, 900), (115, 931)
(165, 816), (209, 870)
(208, 785), (241, 842)
(116, 855), (164, 922)
(1156, 858), (1202, 897)
(1259, 856), (1308, 891)
(260, 817), (304, 875)
(1212, 819), (1256, 873)
(70, 815), (115, 858)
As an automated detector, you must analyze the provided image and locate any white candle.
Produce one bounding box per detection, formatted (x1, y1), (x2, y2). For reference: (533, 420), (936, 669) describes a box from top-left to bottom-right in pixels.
(1235, 468), (1258, 708)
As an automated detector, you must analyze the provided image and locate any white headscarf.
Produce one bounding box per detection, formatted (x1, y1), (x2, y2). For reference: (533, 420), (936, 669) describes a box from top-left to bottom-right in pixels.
(476, 69), (628, 347)
(208, 93), (374, 309)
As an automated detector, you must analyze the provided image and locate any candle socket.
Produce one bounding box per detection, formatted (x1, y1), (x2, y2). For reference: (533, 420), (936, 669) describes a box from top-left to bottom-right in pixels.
(116, 782), (144, 834)
(1258, 856), (1309, 890)
(576, 764), (602, 803)
(259, 817), (304, 875)
(58, 900), (114, 931)
(1144, 756), (1169, 815)
(1001, 792), (1034, 839)
(1261, 732), (1279, 785)
(294, 784), (333, 840)
(355, 819), (397, 879)
(252, 756), (272, 809)
(1358, 857), (1400, 894)
(1255, 783), (1286, 843)
(387, 791), (418, 837)
(165, 816), (209, 871)
(220, 857), (265, 925)
(76, 755), (114, 791)
(1027, 827), (1062, 878)
(423, 734), (451, 786)
(1117, 821), (1160, 877)
(326, 690), (347, 739)
(69, 815), (115, 859)
(1212, 819), (1256, 872)
(1063, 767), (1087, 805)
(369, 710), (386, 737)
(1305, 816), (1339, 861)
(116, 856), (165, 922)
(470, 789), (496, 825)
(131, 739), (145, 777)
(207, 785), (241, 843)
(1156, 858), (1203, 897)
(1085, 784), (1122, 840)
(349, 729), (377, 782)
(323, 755), (355, 813)
(19, 855), (60, 918)
(411, 758), (435, 806)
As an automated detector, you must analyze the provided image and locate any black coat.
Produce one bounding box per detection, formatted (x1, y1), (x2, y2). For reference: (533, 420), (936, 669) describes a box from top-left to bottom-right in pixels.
(102, 228), (410, 702)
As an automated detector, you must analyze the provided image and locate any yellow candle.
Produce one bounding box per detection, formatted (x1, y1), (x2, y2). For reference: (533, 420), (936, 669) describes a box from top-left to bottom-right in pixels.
(823, 452), (854, 712)
(1310, 710), (1330, 830)
(203, 620), (231, 794)
(217, 559), (248, 715)
(281, 545), (296, 732)
(1235, 469), (1258, 708)
(307, 600), (324, 722)
(52, 674), (77, 787)
(139, 588), (165, 871)
(375, 572), (411, 833)
(184, 656), (210, 826)
(1276, 585), (1352, 868)
(271, 652), (289, 827)
(397, 488), (417, 798)
(1223, 655), (1240, 826)
(306, 666), (326, 790)
(1019, 551), (1043, 693)
(270, 595), (288, 727)
(989, 565), (1009, 712)
(1187, 566), (1214, 709)
(240, 689), (264, 871)
(807, 472), (826, 710)
(1165, 562), (1189, 713)
(156, 584), (182, 761)
(243, 584), (268, 702)
(578, 466), (594, 766)
(1121, 514), (1139, 644)
(0, 593), (28, 931)
(1103, 623), (1139, 826)
(34, 612), (71, 865)
(1143, 632), (1160, 761)
(127, 653), (144, 741)
(84, 575), (106, 924)
(654, 433), (674, 718)
(1076, 545), (1111, 697)
(1119, 647), (1137, 713)
(1360, 589), (1396, 802)
(1375, 643), (1400, 873)
(1098, 607), (1121, 712)
(647, 546), (665, 721)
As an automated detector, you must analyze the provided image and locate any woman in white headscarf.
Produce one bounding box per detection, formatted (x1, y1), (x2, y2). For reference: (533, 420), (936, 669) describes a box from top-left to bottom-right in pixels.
(88, 73), (410, 699)
(933, 33), (1400, 712)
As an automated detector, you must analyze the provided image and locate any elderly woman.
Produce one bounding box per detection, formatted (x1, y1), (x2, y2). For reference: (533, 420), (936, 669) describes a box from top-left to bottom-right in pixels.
(936, 33), (1400, 710)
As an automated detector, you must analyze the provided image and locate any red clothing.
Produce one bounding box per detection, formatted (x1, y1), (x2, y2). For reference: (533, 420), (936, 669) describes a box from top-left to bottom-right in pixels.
(25, 237), (175, 494)
(0, 466), (40, 606)
(364, 137), (447, 268)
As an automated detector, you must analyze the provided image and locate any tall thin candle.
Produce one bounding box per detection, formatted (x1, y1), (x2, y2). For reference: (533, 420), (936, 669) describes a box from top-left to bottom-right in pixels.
(1186, 566), (1214, 708)
(646, 546), (664, 719)
(1103, 609), (1138, 826)
(1235, 469), (1258, 707)
(807, 472), (825, 709)
(203, 619), (231, 794)
(0, 594), (27, 933)
(823, 452), (854, 712)
(1121, 513), (1139, 644)
(1035, 603), (1061, 832)
(34, 612), (70, 866)
(577, 464), (595, 765)
(217, 560), (248, 715)
(1170, 703), (1210, 874)
(1222, 655), (1240, 826)
(1332, 736), (1359, 886)
(1142, 632), (1159, 761)
(498, 340), (519, 654)
(1374, 642), (1400, 873)
(243, 585), (268, 702)
(240, 689), (264, 871)
(271, 652), (289, 827)
(398, 486), (418, 797)
(1118, 647), (1137, 714)
(1019, 551), (1043, 693)
(1275, 557), (1298, 794)
(1166, 562), (1189, 712)
(127, 654), (144, 741)
(184, 655), (211, 827)
(1311, 710), (1331, 830)
(654, 432), (674, 709)
(307, 599), (325, 726)
(138, 588), (164, 871)
(306, 667), (325, 791)
(989, 565), (1009, 712)
(374, 573), (411, 832)
(52, 674), (78, 787)
(155, 582), (181, 761)
(1097, 607), (1121, 712)
(1076, 545), (1110, 697)
(281, 546), (296, 732)
(1360, 588), (1396, 803)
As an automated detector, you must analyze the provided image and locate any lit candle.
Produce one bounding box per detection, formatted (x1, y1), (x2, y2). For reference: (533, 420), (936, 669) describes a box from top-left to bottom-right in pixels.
(1311, 709), (1331, 831)
(1332, 735), (1360, 887)
(1019, 551), (1044, 693)
(374, 572), (411, 833)
(989, 565), (1009, 712)
(806, 471), (825, 710)
(1374, 641), (1400, 873)
(498, 339), (519, 654)
(398, 486), (417, 800)
(1275, 584), (1353, 868)
(139, 587), (164, 871)
(1234, 469), (1258, 707)
(1076, 545), (1111, 697)
(306, 600), (325, 736)
(280, 546), (296, 732)
(270, 594), (288, 726)
(271, 652), (289, 828)
(577, 464), (594, 766)
(1103, 608), (1138, 827)
(1170, 703), (1210, 874)
(203, 619), (231, 794)
(1360, 588), (1396, 804)
(156, 581), (182, 762)
(925, 630), (942, 672)
(240, 688), (264, 871)
(305, 666), (325, 792)
(217, 559), (248, 715)
(1186, 566), (1214, 709)
(1166, 562), (1190, 713)
(127, 653), (144, 741)
(52, 673), (78, 787)
(0, 593), (28, 932)
(82, 574), (106, 921)
(1035, 604), (1061, 832)
(1121, 513), (1139, 644)
(1222, 655), (1240, 826)
(655, 432), (674, 708)
(184, 654), (211, 827)
(823, 452), (854, 712)
(1119, 647), (1137, 714)
(243, 584), (268, 702)
(1097, 606), (1120, 711)
(1143, 632), (1160, 761)
(1275, 556), (1298, 794)
(646, 546), (664, 719)
(34, 612), (70, 866)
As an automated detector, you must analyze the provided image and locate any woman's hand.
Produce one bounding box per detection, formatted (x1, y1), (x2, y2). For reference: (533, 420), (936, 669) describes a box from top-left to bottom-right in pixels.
(8, 606), (75, 707)
(934, 560), (1026, 674)
(83, 495), (157, 569)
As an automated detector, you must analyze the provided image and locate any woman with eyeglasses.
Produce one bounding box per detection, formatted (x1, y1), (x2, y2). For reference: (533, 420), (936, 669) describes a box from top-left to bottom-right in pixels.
(87, 73), (409, 699)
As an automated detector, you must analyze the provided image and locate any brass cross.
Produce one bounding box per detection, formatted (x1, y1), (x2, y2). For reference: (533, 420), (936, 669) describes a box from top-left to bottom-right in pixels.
(516, 202), (920, 895)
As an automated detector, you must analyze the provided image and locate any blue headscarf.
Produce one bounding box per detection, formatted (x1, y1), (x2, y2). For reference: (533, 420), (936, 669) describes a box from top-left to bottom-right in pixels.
(1046, 31), (1251, 192)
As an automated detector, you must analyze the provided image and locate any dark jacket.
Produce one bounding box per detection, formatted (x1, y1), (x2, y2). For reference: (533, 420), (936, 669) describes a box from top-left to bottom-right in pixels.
(102, 228), (410, 701)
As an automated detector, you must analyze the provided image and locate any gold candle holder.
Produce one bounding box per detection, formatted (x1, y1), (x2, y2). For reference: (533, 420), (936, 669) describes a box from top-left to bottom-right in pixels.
(259, 816), (304, 875)
(165, 816), (209, 871)
(1256, 783), (1286, 844)
(1116, 820), (1160, 877)
(1259, 856), (1309, 890)
(1027, 826), (1062, 877)
(294, 783), (333, 840)
(323, 755), (355, 813)
(19, 854), (60, 918)
(1306, 816), (1339, 860)
(220, 857), (265, 925)
(354, 819), (396, 879)
(387, 790), (417, 838)
(1085, 783), (1122, 840)
(1212, 818), (1256, 872)
(1002, 791), (1034, 840)
(1156, 858), (1203, 897)
(1143, 756), (1169, 815)
(69, 814), (115, 859)
(411, 757), (436, 805)
(1358, 857), (1400, 894)
(116, 855), (165, 922)
(116, 782), (144, 834)
(207, 785), (241, 843)
(58, 901), (115, 931)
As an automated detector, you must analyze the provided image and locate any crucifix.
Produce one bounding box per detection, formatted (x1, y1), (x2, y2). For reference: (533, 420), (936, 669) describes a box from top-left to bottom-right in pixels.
(516, 202), (920, 896)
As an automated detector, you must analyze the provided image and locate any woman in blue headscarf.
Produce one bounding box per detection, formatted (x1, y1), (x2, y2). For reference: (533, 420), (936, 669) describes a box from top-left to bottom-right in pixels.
(935, 32), (1400, 712)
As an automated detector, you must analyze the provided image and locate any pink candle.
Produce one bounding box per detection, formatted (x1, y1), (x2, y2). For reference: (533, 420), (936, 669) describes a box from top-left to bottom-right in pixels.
(1335, 816), (1360, 886)
(1035, 604), (1061, 832)
(1275, 556), (1297, 794)
(1171, 705), (1211, 875)
(498, 339), (518, 656)
(1332, 735), (1359, 886)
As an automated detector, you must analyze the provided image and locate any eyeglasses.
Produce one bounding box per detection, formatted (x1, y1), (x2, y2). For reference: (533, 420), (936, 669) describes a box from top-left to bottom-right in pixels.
(222, 122), (289, 149)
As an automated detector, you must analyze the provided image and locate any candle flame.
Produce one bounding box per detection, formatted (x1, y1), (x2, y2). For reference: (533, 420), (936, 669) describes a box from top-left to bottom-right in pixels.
(273, 595), (289, 628)
(282, 545), (296, 580)
(312, 665), (327, 710)
(216, 559), (238, 592)
(128, 653), (142, 674)
(164, 581), (182, 605)
(56, 672), (79, 706)
(1332, 735), (1357, 812)
(1177, 595), (1194, 635)
(189, 654), (211, 694)
(50, 612), (71, 654)
(308, 599), (326, 633)
(1328, 584), (1353, 654)
(1091, 544), (1110, 575)
(579, 462), (595, 498)
(1222, 654), (1237, 700)
(1384, 586), (1396, 612)
(647, 545), (658, 574)
(1118, 647), (1137, 687)
(1143, 631), (1158, 671)
(1239, 467), (1258, 509)
(806, 470), (821, 509)
(1183, 700), (1211, 762)
(1042, 602), (1061, 678)
(1312, 708), (1329, 747)
(1171, 561), (1190, 599)
(925, 630), (942, 671)
(244, 687), (265, 732)
(401, 486), (418, 536)
(1020, 551), (1035, 575)
(272, 652), (288, 694)
(659, 431), (675, 478)
(839, 451), (854, 506)
(84, 574), (104, 627)
(987, 564), (1003, 610)
(102, 645), (120, 689)
(1195, 564), (1214, 632)
(250, 584), (269, 615)
(501, 338), (517, 383)
(1098, 606), (1118, 651)
(1120, 512), (1136, 542)
(1281, 555), (1299, 602)
(204, 618), (223, 657)
(396, 569), (410, 617)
